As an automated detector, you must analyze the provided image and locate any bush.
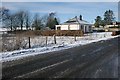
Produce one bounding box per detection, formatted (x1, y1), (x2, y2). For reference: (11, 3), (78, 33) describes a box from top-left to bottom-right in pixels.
(56, 30), (83, 36)
(112, 31), (120, 36)
(7, 30), (84, 36)
(1, 34), (28, 51)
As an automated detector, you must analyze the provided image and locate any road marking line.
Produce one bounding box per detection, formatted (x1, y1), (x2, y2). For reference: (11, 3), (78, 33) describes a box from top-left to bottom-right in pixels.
(14, 59), (72, 78)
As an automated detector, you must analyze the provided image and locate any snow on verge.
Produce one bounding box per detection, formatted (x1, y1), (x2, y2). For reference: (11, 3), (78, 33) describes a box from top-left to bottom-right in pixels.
(0, 32), (119, 62)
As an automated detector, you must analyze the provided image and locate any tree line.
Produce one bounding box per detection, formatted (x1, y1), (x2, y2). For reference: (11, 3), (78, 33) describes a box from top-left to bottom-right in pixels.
(0, 7), (116, 30)
(0, 7), (59, 31)
(94, 10), (116, 27)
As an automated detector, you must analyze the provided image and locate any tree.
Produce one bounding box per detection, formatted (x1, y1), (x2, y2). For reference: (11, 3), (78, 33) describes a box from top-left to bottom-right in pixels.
(54, 18), (59, 25)
(12, 13), (21, 30)
(4, 14), (14, 31)
(32, 14), (43, 30)
(6, 12), (22, 31)
(46, 12), (59, 29)
(24, 11), (31, 30)
(0, 7), (9, 22)
(17, 10), (26, 30)
(104, 10), (115, 25)
(41, 14), (49, 28)
(2, 8), (18, 31)
(1, 8), (32, 31)
(94, 16), (102, 27)
(101, 20), (106, 27)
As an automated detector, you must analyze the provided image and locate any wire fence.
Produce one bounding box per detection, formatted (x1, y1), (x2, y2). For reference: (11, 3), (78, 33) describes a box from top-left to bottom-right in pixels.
(0, 33), (57, 52)
(1, 34), (27, 52)
(0, 32), (113, 52)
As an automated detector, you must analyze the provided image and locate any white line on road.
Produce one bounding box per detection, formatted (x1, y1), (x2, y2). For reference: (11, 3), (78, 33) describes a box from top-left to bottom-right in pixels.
(14, 59), (72, 78)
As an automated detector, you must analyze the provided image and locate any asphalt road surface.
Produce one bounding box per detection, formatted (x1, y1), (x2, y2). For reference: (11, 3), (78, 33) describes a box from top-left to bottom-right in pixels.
(2, 37), (119, 79)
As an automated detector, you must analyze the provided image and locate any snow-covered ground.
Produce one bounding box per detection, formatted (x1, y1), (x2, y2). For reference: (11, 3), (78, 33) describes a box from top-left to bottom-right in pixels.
(0, 28), (8, 32)
(0, 32), (119, 62)
(0, 28), (8, 34)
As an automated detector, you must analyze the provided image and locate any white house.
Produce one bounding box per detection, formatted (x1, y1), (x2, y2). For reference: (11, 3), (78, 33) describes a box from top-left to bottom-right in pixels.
(104, 22), (120, 31)
(104, 22), (120, 28)
(56, 15), (92, 33)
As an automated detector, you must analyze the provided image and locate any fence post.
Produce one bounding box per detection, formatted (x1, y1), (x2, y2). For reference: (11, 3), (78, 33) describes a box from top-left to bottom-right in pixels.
(96, 32), (97, 38)
(104, 33), (106, 37)
(1, 34), (3, 52)
(2, 33), (6, 51)
(54, 34), (57, 44)
(28, 37), (31, 48)
(74, 35), (77, 41)
(46, 36), (48, 47)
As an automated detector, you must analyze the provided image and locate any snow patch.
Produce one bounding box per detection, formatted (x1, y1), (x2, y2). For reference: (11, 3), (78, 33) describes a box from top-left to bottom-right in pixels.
(1, 32), (119, 62)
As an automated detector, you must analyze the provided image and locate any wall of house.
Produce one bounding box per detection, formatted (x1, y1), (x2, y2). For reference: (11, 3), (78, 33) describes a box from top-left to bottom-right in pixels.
(61, 25), (69, 30)
(83, 25), (89, 33)
(86, 25), (91, 32)
(83, 25), (92, 33)
(86, 26), (89, 32)
(56, 25), (68, 30)
(56, 24), (79, 30)
(69, 24), (79, 30)
(105, 25), (118, 28)
(56, 24), (92, 33)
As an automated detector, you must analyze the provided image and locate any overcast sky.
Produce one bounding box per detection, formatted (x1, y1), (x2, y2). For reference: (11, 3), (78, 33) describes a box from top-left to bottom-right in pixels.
(1, 2), (118, 24)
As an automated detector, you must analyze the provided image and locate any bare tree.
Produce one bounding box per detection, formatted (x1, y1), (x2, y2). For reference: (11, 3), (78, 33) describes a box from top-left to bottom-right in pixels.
(16, 10), (26, 30)
(32, 14), (43, 30)
(24, 11), (31, 30)
(2, 9), (17, 31)
(0, 7), (9, 22)
(4, 14), (14, 31)
(12, 13), (20, 31)
(6, 12), (20, 31)
(41, 14), (48, 27)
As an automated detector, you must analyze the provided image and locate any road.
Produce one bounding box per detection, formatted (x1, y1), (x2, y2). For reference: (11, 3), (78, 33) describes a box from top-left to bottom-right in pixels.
(2, 37), (119, 79)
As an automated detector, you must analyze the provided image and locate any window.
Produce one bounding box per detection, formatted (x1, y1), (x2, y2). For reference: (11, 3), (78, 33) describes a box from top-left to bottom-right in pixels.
(57, 27), (61, 30)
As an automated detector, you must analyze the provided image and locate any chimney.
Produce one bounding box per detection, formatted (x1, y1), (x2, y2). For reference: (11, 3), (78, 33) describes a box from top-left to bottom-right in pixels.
(80, 15), (82, 20)
(75, 16), (77, 19)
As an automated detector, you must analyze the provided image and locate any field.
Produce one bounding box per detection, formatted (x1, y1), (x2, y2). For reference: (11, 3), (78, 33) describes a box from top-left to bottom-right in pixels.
(0, 32), (119, 62)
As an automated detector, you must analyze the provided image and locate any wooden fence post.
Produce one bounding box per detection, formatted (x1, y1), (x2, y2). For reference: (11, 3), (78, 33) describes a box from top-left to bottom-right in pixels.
(74, 35), (77, 41)
(46, 36), (48, 46)
(28, 37), (31, 48)
(1, 34), (3, 52)
(54, 35), (57, 44)
(104, 33), (106, 37)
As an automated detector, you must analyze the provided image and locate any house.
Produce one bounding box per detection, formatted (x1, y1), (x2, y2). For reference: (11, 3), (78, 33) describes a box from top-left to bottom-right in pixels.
(55, 15), (92, 33)
(92, 25), (105, 32)
(104, 22), (120, 31)
(105, 22), (120, 28)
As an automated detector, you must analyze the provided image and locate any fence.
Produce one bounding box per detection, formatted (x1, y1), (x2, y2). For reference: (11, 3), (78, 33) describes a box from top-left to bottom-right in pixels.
(0, 31), (113, 52)
(0, 33), (81, 52)
(1, 34), (27, 52)
(0, 30), (83, 52)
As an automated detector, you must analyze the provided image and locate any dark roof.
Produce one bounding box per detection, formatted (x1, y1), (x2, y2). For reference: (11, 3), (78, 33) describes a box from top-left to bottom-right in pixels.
(62, 16), (91, 25)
